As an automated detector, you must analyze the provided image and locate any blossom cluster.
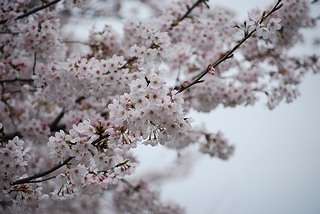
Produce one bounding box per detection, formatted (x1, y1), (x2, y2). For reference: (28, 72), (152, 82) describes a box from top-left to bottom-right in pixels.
(112, 180), (185, 214)
(47, 120), (97, 163)
(0, 1), (28, 24)
(0, 135), (44, 213)
(0, 136), (30, 190)
(108, 72), (192, 148)
(199, 131), (235, 160)
(47, 120), (137, 200)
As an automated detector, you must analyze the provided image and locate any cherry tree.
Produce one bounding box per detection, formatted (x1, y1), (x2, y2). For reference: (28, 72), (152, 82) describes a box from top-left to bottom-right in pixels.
(0, 0), (319, 213)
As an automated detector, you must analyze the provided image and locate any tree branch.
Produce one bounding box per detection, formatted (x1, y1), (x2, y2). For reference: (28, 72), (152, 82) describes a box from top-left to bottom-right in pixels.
(61, 40), (91, 46)
(0, 0), (62, 25)
(0, 78), (34, 84)
(32, 52), (37, 75)
(0, 31), (19, 35)
(178, 0), (204, 22)
(19, 176), (57, 184)
(11, 133), (109, 185)
(49, 109), (65, 132)
(11, 156), (73, 185)
(176, 0), (283, 93)
(91, 134), (109, 147)
(171, 0), (208, 28)
(120, 178), (140, 192)
(3, 131), (22, 142)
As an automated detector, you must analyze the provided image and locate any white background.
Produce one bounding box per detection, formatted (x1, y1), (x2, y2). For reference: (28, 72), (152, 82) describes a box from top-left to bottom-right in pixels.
(132, 1), (320, 214)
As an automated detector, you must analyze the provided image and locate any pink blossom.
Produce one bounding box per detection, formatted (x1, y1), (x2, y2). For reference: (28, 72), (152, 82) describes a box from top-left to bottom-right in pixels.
(267, 18), (282, 34)
(0, 0), (318, 212)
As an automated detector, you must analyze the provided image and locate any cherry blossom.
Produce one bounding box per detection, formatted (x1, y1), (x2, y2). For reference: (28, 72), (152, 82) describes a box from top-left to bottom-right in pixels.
(267, 18), (282, 34)
(0, 0), (319, 213)
(257, 26), (271, 39)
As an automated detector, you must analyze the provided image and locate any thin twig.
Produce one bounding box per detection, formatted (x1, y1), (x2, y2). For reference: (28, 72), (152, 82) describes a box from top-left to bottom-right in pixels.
(32, 52), (37, 75)
(171, 0), (207, 28)
(0, 78), (34, 84)
(120, 178), (140, 192)
(11, 133), (109, 185)
(49, 109), (65, 132)
(61, 40), (91, 46)
(178, 0), (204, 22)
(0, 31), (19, 35)
(20, 176), (56, 184)
(11, 156), (73, 185)
(121, 56), (138, 69)
(0, 0), (62, 25)
(176, 0), (283, 93)
(3, 131), (22, 142)
(91, 134), (109, 147)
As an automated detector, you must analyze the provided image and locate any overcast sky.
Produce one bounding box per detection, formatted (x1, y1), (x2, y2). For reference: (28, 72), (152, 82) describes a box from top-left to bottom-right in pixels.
(132, 1), (320, 214)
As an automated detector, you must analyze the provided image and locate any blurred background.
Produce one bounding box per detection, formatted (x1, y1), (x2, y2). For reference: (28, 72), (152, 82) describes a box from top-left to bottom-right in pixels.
(131, 1), (320, 213)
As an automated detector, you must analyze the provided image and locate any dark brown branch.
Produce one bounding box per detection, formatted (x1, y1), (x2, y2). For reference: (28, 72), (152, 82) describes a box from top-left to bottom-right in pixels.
(3, 131), (22, 142)
(19, 176), (56, 184)
(120, 178), (140, 192)
(0, 31), (19, 35)
(75, 96), (86, 103)
(171, 0), (208, 28)
(0, 0), (62, 25)
(176, 0), (283, 93)
(49, 96), (91, 132)
(10, 131), (108, 185)
(32, 52), (37, 75)
(11, 156), (73, 185)
(91, 133), (109, 147)
(121, 56), (138, 69)
(178, 0), (204, 22)
(0, 78), (34, 84)
(49, 109), (65, 132)
(176, 35), (251, 93)
(61, 40), (91, 46)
